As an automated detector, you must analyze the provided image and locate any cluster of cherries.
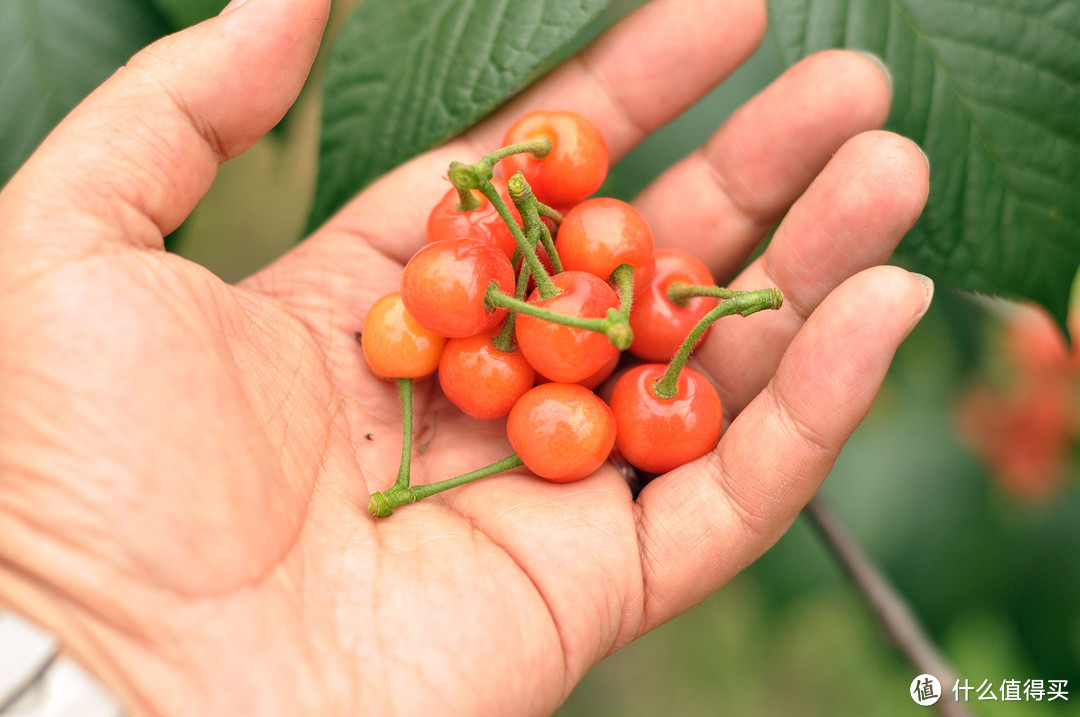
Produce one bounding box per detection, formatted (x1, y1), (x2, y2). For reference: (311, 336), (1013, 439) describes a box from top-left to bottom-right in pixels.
(361, 111), (782, 517)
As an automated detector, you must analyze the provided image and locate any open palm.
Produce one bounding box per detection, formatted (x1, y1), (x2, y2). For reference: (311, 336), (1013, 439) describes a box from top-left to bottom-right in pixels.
(0, 0), (931, 715)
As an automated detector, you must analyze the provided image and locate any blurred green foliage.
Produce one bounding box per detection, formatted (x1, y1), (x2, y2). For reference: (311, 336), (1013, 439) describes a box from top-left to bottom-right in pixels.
(770, 0), (1080, 329)
(151, 0), (228, 29)
(0, 0), (171, 185)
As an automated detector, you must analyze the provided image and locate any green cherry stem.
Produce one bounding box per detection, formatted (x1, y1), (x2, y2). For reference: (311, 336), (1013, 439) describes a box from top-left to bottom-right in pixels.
(611, 263), (635, 317)
(446, 136), (552, 212)
(451, 188), (481, 211)
(393, 378), (414, 490)
(509, 174), (563, 274)
(452, 185), (481, 212)
(492, 222), (540, 353)
(492, 316), (517, 354)
(485, 283), (634, 350)
(654, 287), (783, 399)
(537, 202), (563, 227)
(483, 137), (551, 167)
(538, 220), (563, 274)
(668, 283), (783, 311)
(368, 453), (526, 518)
(481, 179), (559, 299)
(446, 161), (485, 212)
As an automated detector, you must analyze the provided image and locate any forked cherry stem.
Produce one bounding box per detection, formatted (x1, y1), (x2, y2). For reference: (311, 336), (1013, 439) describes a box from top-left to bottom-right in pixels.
(369, 454), (526, 517)
(480, 181), (560, 299)
(509, 173), (563, 274)
(537, 202), (563, 227)
(447, 137), (552, 211)
(492, 222), (542, 353)
(654, 287), (783, 399)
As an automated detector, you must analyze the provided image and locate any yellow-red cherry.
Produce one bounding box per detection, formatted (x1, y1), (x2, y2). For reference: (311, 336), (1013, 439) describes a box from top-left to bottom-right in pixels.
(507, 383), (616, 483)
(361, 292), (446, 380)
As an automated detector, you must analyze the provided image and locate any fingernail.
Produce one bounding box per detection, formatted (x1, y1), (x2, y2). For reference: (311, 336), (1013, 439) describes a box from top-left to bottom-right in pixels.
(911, 272), (935, 321)
(853, 50), (893, 96)
(917, 144), (931, 172)
(220, 0), (250, 14)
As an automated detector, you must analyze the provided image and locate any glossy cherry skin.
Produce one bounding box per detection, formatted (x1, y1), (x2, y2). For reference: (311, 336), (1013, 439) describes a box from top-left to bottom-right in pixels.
(500, 110), (609, 207)
(629, 247), (715, 362)
(361, 292), (446, 380)
(401, 238), (515, 338)
(557, 197), (655, 296)
(426, 177), (521, 260)
(515, 271), (619, 384)
(507, 383), (616, 482)
(608, 364), (722, 474)
(535, 347), (619, 390)
(438, 329), (536, 420)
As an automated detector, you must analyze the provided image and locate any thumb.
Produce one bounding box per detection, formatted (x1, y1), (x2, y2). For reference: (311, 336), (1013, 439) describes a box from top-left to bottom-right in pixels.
(0, 0), (329, 257)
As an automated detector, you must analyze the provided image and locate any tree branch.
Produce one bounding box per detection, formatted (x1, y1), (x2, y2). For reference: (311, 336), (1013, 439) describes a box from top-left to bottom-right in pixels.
(803, 496), (972, 717)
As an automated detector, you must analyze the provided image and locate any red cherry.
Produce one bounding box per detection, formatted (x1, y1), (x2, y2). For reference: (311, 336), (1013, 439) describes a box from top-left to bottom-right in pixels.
(426, 177), (521, 260)
(515, 271), (619, 383)
(557, 198), (655, 296)
(629, 247), (715, 362)
(608, 364), (723, 474)
(401, 238), (515, 338)
(361, 292), (446, 380)
(439, 329), (536, 420)
(500, 111), (608, 207)
(577, 349), (620, 390)
(535, 347), (620, 390)
(507, 383), (616, 482)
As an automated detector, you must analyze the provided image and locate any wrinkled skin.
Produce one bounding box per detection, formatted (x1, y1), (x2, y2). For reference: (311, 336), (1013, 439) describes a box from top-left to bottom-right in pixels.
(0, 0), (931, 714)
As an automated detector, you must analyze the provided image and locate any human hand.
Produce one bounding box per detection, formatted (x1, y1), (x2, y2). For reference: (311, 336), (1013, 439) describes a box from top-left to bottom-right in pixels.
(0, 0), (930, 714)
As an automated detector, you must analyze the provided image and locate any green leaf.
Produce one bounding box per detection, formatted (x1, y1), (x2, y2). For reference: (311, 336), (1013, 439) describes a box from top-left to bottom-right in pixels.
(152, 0), (229, 30)
(0, 0), (171, 187)
(769, 0), (1080, 326)
(308, 0), (612, 232)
